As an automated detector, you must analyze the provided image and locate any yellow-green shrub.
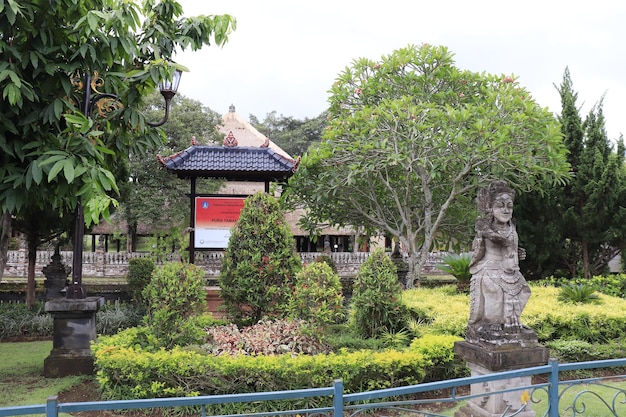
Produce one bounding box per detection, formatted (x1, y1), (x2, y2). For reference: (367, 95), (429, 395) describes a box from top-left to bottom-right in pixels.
(94, 328), (430, 402)
(523, 286), (626, 342)
(409, 334), (467, 381)
(402, 286), (468, 336)
(403, 285), (626, 343)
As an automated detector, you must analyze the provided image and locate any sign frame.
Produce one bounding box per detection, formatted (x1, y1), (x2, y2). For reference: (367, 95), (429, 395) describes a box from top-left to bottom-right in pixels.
(193, 195), (246, 249)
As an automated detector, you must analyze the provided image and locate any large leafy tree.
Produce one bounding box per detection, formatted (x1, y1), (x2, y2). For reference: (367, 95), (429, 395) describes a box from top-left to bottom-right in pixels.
(519, 69), (626, 279)
(0, 0), (235, 247)
(283, 44), (570, 287)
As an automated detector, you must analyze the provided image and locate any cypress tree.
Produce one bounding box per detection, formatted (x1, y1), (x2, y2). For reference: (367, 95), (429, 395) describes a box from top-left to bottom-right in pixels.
(518, 68), (626, 279)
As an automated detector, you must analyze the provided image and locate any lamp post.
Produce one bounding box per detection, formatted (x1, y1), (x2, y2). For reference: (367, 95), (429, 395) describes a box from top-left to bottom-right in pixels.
(66, 70), (182, 299)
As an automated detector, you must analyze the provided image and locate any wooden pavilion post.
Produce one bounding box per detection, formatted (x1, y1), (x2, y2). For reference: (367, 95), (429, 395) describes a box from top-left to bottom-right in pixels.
(189, 177), (196, 264)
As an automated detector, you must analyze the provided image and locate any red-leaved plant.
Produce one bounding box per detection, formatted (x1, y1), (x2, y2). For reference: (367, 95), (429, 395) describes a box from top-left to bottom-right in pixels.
(204, 319), (331, 356)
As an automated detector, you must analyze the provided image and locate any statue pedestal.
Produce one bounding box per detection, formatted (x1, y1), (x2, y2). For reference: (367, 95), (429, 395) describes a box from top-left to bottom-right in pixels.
(454, 341), (549, 417)
(43, 297), (105, 377)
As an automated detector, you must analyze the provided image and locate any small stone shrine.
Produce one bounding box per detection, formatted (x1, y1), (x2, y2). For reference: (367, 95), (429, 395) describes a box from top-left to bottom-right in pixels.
(44, 296), (105, 377)
(42, 248), (70, 301)
(42, 251), (104, 377)
(454, 181), (549, 417)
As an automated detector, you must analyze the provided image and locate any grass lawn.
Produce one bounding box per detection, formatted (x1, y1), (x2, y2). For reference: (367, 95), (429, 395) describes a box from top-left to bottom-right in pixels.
(0, 341), (89, 409)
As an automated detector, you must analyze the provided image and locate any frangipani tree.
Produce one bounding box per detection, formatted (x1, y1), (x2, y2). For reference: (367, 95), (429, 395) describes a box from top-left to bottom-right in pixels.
(284, 44), (570, 287)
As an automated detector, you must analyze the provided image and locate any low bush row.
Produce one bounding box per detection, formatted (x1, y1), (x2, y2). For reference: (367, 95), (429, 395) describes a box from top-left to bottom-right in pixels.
(93, 326), (465, 406)
(540, 274), (626, 299)
(0, 302), (143, 340)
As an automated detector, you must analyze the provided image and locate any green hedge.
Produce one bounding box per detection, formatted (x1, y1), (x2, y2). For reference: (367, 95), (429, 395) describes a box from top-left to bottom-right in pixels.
(523, 286), (626, 342)
(93, 327), (464, 402)
(92, 283), (626, 409)
(402, 285), (626, 343)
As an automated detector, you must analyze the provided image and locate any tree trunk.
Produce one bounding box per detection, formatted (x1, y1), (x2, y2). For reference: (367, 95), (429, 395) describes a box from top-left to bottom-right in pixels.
(0, 212), (11, 281)
(27, 239), (37, 308)
(582, 240), (590, 279)
(129, 222), (138, 252)
(405, 252), (418, 289)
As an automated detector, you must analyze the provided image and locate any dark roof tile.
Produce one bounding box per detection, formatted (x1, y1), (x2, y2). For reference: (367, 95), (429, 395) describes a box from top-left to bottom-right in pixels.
(158, 145), (297, 181)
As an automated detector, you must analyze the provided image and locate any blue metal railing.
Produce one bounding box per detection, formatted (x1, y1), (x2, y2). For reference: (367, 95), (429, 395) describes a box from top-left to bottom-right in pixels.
(2, 358), (626, 417)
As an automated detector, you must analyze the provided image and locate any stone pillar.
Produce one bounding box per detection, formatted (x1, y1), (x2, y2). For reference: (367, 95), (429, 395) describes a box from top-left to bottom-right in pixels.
(43, 297), (105, 377)
(454, 341), (549, 417)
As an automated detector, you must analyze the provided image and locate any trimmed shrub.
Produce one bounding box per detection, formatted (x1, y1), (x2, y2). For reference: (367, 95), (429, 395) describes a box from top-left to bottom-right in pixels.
(401, 287), (469, 337)
(219, 192), (301, 325)
(314, 254), (337, 273)
(126, 257), (155, 305)
(142, 262), (207, 348)
(94, 328), (430, 404)
(350, 248), (405, 338)
(409, 334), (467, 381)
(288, 262), (344, 327)
(524, 286), (626, 343)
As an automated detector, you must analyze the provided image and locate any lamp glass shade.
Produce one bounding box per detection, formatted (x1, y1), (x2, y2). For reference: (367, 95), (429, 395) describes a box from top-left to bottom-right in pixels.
(159, 69), (182, 94)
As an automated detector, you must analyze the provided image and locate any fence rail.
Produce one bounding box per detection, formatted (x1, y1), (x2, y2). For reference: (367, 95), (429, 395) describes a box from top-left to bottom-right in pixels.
(2, 358), (626, 417)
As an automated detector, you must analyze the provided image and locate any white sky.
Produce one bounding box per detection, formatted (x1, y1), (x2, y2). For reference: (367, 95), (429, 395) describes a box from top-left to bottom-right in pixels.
(176, 0), (626, 141)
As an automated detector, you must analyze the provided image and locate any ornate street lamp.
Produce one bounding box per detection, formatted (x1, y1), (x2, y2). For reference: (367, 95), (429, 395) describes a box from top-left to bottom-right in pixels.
(148, 69), (182, 127)
(66, 70), (182, 299)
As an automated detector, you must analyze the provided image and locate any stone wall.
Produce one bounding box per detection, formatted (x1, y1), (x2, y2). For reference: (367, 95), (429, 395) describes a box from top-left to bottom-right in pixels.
(2, 249), (449, 281)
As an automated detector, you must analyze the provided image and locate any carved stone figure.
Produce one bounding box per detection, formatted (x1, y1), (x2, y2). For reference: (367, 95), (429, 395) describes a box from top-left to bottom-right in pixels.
(466, 180), (538, 347)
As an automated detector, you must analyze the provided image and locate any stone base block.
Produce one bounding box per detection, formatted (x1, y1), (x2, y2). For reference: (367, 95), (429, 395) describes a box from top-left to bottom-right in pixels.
(43, 351), (94, 377)
(454, 341), (549, 372)
(43, 297), (104, 378)
(454, 341), (549, 417)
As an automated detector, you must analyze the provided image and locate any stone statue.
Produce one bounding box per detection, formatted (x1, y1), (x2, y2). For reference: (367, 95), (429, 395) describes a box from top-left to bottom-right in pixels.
(466, 180), (538, 347)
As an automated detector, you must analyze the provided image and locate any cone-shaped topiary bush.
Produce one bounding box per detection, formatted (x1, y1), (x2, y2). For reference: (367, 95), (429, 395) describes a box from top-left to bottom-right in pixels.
(288, 261), (344, 327)
(219, 192), (302, 325)
(142, 262), (207, 348)
(351, 248), (405, 338)
(127, 257), (155, 305)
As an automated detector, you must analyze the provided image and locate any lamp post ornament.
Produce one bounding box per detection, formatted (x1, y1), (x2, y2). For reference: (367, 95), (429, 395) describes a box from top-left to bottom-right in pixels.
(65, 70), (181, 299)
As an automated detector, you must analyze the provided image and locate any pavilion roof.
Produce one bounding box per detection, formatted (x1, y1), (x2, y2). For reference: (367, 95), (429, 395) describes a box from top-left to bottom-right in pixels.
(157, 105), (298, 181)
(158, 145), (298, 180)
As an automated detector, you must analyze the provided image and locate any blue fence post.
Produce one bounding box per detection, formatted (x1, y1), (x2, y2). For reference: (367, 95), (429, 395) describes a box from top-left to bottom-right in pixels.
(46, 396), (58, 417)
(548, 359), (560, 417)
(333, 379), (343, 417)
